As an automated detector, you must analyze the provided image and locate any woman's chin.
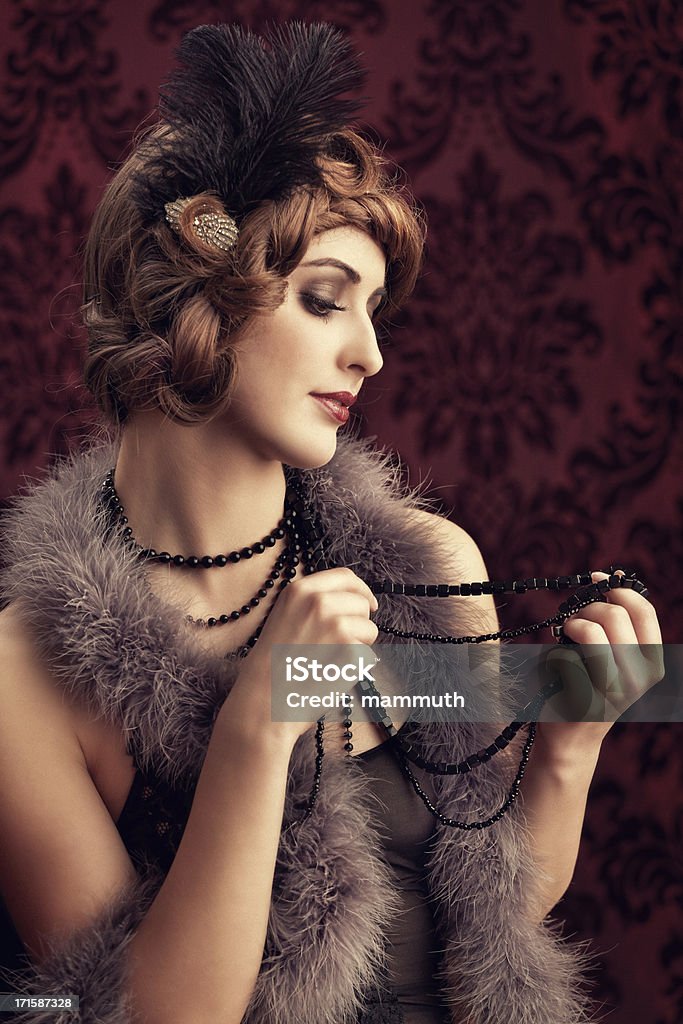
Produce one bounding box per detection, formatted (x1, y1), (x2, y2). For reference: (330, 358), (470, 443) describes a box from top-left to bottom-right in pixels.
(281, 432), (339, 470)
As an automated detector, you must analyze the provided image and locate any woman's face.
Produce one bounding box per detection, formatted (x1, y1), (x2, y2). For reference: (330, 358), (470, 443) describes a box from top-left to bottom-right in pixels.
(225, 225), (387, 468)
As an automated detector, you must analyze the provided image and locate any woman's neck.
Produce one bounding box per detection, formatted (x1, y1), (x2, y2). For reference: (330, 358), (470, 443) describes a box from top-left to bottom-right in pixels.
(114, 411), (288, 559)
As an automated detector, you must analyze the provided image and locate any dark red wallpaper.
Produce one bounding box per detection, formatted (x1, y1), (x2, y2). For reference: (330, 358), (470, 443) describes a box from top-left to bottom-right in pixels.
(1, 2), (681, 1022)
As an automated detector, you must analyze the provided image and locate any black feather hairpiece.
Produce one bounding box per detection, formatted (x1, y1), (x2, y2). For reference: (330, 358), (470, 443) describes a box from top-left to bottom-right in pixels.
(132, 21), (367, 227)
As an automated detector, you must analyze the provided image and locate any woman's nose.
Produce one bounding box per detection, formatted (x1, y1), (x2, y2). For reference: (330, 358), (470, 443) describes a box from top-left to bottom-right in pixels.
(345, 315), (384, 377)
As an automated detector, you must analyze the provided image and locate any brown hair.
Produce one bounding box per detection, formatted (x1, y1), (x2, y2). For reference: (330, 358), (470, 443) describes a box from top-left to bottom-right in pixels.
(82, 126), (426, 424)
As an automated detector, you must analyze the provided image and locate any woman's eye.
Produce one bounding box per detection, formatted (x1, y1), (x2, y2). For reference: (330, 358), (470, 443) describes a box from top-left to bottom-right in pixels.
(300, 292), (345, 317)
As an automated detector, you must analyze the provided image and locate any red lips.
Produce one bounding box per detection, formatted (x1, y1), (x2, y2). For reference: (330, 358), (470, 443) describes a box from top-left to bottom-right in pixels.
(311, 391), (357, 406)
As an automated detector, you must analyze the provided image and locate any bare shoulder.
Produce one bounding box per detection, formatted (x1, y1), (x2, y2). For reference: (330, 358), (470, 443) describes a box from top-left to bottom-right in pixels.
(404, 508), (499, 633)
(405, 507), (490, 578)
(0, 602), (136, 962)
(0, 602), (82, 725)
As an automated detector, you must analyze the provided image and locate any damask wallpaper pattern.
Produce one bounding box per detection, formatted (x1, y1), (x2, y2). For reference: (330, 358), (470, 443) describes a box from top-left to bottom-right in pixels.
(0, 2), (681, 1022)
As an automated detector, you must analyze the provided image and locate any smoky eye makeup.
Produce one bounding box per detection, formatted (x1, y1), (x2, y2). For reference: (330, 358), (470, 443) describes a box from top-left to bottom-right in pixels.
(299, 291), (346, 317)
(296, 273), (387, 319)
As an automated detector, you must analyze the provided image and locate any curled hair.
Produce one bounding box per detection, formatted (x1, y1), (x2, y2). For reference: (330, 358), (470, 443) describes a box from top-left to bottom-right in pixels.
(82, 126), (426, 424)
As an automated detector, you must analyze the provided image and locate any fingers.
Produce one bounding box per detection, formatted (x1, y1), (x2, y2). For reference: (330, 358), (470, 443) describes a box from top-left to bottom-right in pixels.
(589, 570), (664, 675)
(558, 570), (665, 714)
(295, 566), (379, 613)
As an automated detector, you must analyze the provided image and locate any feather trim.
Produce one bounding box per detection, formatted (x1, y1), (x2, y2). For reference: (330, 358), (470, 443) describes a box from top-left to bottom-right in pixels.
(0, 432), (598, 1023)
(0, 872), (161, 1024)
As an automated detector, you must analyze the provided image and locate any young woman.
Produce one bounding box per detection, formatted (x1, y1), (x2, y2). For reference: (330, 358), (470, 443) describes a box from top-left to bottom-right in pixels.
(0, 22), (663, 1024)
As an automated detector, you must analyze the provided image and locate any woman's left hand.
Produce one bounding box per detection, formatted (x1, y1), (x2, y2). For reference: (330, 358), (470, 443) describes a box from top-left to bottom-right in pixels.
(538, 570), (665, 755)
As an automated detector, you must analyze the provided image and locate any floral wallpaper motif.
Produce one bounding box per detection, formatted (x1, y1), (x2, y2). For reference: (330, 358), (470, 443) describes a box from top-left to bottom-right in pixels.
(0, 2), (680, 1022)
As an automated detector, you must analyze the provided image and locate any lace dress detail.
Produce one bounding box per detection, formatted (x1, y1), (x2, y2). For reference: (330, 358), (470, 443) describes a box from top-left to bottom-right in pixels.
(116, 760), (198, 876)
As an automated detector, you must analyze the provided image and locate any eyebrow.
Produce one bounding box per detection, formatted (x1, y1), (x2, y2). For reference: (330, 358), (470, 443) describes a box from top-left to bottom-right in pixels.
(299, 258), (387, 298)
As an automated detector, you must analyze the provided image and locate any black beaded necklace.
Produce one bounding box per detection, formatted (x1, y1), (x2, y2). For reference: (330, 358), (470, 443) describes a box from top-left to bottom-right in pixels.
(101, 468), (289, 567)
(99, 468), (646, 831)
(99, 471), (312, 658)
(281, 471), (647, 828)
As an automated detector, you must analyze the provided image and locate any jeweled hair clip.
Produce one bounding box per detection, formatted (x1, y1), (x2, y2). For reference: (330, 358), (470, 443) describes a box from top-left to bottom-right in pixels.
(164, 196), (239, 253)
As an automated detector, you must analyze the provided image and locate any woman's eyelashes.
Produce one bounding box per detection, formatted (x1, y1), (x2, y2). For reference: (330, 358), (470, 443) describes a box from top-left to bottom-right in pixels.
(299, 291), (384, 329)
(299, 292), (346, 318)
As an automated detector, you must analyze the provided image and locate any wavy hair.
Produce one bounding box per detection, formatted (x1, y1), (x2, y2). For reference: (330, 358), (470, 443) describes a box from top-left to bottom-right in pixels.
(82, 126), (426, 424)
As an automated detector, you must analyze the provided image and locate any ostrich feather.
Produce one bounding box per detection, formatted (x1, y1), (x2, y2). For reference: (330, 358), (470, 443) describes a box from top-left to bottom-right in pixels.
(133, 22), (366, 224)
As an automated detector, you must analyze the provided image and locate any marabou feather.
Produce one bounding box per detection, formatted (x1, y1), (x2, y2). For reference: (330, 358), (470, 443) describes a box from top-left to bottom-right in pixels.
(1, 432), (597, 1023)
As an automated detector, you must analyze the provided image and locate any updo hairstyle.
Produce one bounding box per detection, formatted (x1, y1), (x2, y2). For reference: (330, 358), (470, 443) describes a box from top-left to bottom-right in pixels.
(82, 126), (426, 424)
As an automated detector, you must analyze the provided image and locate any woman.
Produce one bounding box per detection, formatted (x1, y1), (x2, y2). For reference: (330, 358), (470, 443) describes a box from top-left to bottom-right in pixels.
(0, 21), (663, 1024)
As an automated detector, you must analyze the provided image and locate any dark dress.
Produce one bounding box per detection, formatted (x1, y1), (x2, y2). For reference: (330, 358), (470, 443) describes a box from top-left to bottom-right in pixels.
(0, 730), (450, 1024)
(114, 725), (450, 1024)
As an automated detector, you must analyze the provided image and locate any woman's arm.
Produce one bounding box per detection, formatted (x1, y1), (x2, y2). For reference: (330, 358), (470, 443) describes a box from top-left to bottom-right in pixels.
(0, 612), (293, 1024)
(126, 716), (293, 1024)
(411, 510), (662, 924)
(2, 566), (379, 1024)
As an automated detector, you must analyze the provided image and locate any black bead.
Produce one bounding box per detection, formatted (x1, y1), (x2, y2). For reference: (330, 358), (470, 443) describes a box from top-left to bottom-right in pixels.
(253, 543), (265, 554)
(158, 552), (172, 563)
(229, 552), (241, 563)
(173, 555), (185, 566)
(426, 585), (438, 597)
(201, 556), (213, 568)
(241, 547), (253, 559)
(415, 584), (426, 596)
(220, 615), (230, 624)
(231, 610), (241, 620)
(186, 556), (200, 568)
(207, 617), (217, 627)
(215, 555), (228, 566)
(250, 597), (260, 607)
(460, 583), (472, 596)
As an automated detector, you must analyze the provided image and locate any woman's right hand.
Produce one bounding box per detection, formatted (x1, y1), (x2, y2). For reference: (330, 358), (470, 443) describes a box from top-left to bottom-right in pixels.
(215, 567), (379, 751)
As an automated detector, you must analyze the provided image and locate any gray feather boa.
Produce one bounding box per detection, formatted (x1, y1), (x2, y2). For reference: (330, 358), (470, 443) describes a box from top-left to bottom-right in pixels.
(0, 433), (596, 1023)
